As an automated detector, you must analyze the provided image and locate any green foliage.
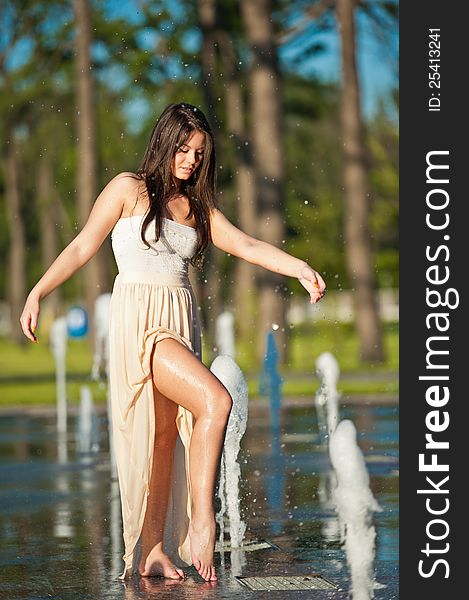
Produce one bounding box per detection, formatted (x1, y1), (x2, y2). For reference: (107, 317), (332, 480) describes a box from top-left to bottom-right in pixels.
(367, 111), (399, 287)
(0, 322), (398, 405)
(233, 320), (398, 376)
(0, 0), (398, 312)
(281, 74), (398, 293)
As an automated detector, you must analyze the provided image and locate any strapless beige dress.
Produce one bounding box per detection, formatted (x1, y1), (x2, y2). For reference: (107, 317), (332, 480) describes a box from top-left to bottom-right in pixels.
(108, 215), (202, 579)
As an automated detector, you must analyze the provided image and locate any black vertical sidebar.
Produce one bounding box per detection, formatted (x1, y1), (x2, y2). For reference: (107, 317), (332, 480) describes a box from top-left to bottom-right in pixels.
(400, 3), (465, 597)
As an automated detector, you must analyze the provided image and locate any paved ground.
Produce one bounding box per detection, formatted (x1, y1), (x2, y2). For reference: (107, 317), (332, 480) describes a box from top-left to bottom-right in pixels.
(0, 399), (398, 599)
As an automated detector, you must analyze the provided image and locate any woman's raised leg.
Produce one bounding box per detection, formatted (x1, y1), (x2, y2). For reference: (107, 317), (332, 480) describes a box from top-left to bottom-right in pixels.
(151, 338), (233, 582)
(139, 385), (185, 578)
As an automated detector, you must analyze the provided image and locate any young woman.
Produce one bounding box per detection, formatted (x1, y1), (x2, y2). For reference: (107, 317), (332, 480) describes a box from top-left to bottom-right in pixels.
(20, 102), (326, 582)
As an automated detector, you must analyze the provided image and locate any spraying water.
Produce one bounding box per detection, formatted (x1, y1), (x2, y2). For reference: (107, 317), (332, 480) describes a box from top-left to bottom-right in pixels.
(215, 310), (236, 358)
(89, 293), (117, 475)
(315, 351), (341, 440)
(210, 355), (248, 549)
(77, 385), (100, 457)
(50, 316), (68, 436)
(329, 419), (382, 600)
(91, 293), (112, 381)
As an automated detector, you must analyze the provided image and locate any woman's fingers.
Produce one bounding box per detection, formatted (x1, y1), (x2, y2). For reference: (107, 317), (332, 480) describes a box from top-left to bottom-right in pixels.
(300, 265), (326, 293)
(310, 273), (326, 304)
(310, 290), (323, 304)
(313, 272), (326, 293)
(31, 318), (37, 336)
(20, 310), (39, 343)
(21, 322), (34, 342)
(299, 266), (326, 303)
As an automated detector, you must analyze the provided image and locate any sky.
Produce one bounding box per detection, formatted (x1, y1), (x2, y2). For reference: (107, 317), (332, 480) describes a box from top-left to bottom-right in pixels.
(281, 13), (398, 119)
(3, 1), (398, 125)
(104, 0), (398, 122)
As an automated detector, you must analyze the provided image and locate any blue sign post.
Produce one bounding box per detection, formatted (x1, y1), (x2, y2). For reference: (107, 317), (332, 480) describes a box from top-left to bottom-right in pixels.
(66, 306), (88, 338)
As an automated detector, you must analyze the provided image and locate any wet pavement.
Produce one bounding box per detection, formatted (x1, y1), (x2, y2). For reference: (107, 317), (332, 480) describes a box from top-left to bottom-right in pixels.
(0, 399), (398, 599)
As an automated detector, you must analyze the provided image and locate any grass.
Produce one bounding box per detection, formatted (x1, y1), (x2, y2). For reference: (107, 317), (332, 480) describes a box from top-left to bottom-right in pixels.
(225, 321), (398, 375)
(0, 322), (398, 406)
(0, 381), (108, 406)
(0, 375), (398, 407)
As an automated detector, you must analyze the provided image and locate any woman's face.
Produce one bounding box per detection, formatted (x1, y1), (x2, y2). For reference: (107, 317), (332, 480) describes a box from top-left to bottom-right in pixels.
(172, 130), (206, 182)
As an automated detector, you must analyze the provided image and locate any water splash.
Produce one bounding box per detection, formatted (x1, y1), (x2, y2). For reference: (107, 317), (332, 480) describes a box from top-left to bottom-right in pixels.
(210, 355), (248, 549)
(214, 310), (236, 357)
(329, 420), (382, 600)
(315, 351), (341, 440)
(91, 293), (112, 381)
(77, 385), (100, 458)
(50, 316), (68, 436)
(89, 293), (116, 475)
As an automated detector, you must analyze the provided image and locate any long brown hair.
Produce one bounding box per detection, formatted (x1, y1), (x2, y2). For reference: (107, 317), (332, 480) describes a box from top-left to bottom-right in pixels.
(135, 102), (218, 270)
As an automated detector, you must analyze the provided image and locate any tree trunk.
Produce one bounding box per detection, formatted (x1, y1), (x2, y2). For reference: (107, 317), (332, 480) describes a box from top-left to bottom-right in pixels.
(4, 136), (26, 344)
(217, 28), (259, 356)
(196, 0), (224, 354)
(73, 0), (103, 349)
(336, 0), (385, 362)
(197, 0), (222, 131)
(240, 0), (288, 364)
(37, 157), (61, 326)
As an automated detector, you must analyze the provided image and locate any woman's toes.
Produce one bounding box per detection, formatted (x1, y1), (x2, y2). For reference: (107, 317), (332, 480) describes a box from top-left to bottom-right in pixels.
(169, 567), (182, 579)
(210, 566), (217, 581)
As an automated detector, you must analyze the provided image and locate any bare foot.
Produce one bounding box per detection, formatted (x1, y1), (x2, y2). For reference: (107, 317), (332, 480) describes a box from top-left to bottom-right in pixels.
(139, 546), (186, 579)
(188, 519), (217, 581)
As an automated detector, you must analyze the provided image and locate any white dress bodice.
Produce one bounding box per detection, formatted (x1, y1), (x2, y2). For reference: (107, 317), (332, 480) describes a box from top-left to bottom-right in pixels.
(111, 215), (198, 277)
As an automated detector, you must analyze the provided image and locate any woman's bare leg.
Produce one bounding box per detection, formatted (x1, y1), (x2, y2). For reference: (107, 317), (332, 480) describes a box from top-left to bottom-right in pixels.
(151, 338), (232, 581)
(139, 386), (185, 578)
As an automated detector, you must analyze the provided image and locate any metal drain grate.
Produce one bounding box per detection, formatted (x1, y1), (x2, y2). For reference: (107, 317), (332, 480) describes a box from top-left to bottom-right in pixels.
(236, 575), (338, 591)
(215, 539), (278, 552)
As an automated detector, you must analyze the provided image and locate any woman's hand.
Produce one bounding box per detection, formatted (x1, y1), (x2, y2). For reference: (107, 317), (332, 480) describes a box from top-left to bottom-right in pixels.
(298, 264), (326, 304)
(20, 293), (40, 343)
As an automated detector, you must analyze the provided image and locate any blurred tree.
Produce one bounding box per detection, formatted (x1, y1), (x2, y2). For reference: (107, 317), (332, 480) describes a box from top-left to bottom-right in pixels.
(240, 0), (288, 364)
(193, 0), (259, 357)
(3, 135), (26, 344)
(336, 0), (384, 361)
(73, 0), (106, 349)
(216, 3), (258, 354)
(0, 0), (71, 341)
(196, 0), (224, 347)
(277, 0), (397, 362)
(282, 73), (345, 292)
(0, 0), (398, 366)
(37, 156), (61, 323)
(368, 102), (398, 289)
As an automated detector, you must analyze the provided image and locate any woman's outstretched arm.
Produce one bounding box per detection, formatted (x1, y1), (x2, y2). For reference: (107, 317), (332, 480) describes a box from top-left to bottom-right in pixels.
(210, 208), (326, 304)
(19, 173), (134, 343)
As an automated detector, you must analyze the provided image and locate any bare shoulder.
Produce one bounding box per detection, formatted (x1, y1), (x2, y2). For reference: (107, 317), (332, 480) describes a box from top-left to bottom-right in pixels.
(209, 206), (224, 225)
(107, 171), (141, 196)
(209, 207), (235, 230)
(108, 171), (148, 217)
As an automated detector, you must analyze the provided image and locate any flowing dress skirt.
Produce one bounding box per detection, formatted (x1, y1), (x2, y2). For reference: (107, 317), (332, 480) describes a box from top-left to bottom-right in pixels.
(108, 271), (202, 580)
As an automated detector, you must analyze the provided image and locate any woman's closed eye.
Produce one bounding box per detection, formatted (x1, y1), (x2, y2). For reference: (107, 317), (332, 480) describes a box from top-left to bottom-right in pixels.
(177, 147), (204, 159)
